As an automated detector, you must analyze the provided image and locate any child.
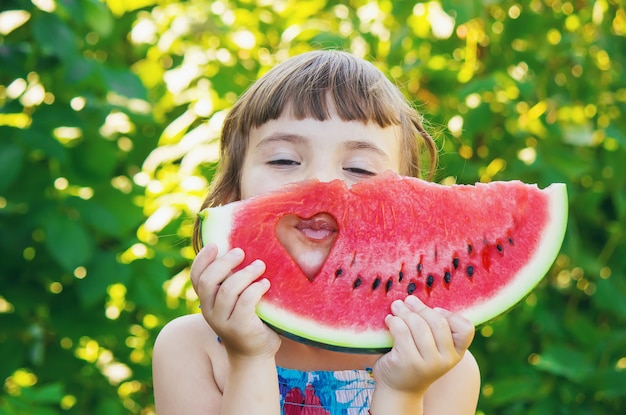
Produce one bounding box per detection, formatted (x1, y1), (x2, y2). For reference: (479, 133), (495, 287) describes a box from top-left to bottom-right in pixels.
(153, 50), (480, 414)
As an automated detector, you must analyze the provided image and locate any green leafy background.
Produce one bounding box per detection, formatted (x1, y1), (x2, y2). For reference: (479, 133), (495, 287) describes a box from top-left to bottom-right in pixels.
(1, 0), (625, 414)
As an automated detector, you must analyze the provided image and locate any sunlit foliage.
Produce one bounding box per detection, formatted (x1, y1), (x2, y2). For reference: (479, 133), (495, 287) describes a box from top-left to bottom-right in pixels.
(1, 0), (625, 414)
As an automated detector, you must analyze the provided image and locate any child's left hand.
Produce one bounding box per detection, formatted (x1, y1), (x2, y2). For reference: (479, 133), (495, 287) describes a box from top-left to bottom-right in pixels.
(373, 295), (475, 395)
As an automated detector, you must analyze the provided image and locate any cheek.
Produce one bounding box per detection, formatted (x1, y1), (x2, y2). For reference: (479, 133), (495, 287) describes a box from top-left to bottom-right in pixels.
(240, 176), (262, 200)
(240, 174), (283, 200)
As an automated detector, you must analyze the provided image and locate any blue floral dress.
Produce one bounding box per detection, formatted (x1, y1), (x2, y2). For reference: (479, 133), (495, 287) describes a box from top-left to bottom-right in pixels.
(278, 366), (375, 415)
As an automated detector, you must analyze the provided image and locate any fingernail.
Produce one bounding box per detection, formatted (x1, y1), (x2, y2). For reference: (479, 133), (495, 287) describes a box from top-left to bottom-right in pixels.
(201, 243), (217, 252)
(405, 295), (421, 307)
(229, 248), (244, 258)
(391, 299), (403, 312)
(252, 259), (265, 270)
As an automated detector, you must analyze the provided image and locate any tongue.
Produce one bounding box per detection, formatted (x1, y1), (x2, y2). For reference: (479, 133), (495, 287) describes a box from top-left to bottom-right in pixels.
(299, 227), (334, 240)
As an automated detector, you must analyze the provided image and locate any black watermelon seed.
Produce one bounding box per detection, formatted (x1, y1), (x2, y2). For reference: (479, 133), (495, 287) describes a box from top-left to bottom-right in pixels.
(496, 243), (503, 253)
(466, 265), (475, 277)
(417, 263), (423, 272)
(385, 278), (393, 292)
(452, 257), (459, 269)
(335, 269), (343, 277)
(468, 244), (473, 254)
(426, 274), (434, 288)
(444, 271), (452, 284)
(353, 277), (362, 289)
(407, 282), (417, 295)
(372, 277), (382, 290)
(508, 237), (514, 245)
(398, 271), (404, 282)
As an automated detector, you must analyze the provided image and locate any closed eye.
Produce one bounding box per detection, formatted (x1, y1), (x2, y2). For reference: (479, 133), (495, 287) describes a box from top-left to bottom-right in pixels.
(268, 159), (300, 166)
(344, 167), (376, 176)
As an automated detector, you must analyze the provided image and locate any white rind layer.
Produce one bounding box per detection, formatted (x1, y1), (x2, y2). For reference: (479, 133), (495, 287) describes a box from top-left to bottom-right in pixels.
(199, 204), (234, 256)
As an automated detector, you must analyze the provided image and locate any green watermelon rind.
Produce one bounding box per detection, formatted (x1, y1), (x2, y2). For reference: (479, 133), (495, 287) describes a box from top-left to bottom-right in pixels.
(199, 181), (568, 353)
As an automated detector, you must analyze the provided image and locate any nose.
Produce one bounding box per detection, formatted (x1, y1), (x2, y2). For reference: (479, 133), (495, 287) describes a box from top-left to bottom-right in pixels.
(304, 161), (340, 183)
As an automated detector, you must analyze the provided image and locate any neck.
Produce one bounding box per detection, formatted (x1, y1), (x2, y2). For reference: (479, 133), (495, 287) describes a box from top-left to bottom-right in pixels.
(275, 336), (380, 372)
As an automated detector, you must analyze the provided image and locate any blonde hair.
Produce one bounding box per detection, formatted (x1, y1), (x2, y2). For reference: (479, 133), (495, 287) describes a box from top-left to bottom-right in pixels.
(193, 50), (438, 251)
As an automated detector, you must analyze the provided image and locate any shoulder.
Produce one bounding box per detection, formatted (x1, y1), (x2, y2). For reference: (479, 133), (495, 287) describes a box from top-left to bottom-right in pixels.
(424, 351), (480, 414)
(153, 314), (227, 414)
(156, 313), (215, 342)
(153, 313), (218, 358)
(153, 313), (227, 368)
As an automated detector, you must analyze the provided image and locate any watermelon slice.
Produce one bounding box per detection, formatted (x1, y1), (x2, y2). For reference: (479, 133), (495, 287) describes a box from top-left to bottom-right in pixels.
(200, 172), (567, 353)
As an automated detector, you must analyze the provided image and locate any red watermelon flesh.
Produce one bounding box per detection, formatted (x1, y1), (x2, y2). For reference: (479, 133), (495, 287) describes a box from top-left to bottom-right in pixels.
(200, 172), (568, 353)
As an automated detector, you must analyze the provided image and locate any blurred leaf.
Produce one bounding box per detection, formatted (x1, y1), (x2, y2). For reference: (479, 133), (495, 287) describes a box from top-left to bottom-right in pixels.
(93, 397), (127, 415)
(594, 278), (626, 318)
(0, 330), (25, 381)
(77, 251), (130, 307)
(0, 140), (24, 192)
(64, 55), (101, 85)
(72, 138), (118, 180)
(535, 344), (595, 383)
(44, 212), (94, 272)
(127, 259), (170, 310)
(32, 11), (76, 60)
(440, 0), (483, 25)
(84, 0), (114, 37)
(0, 43), (32, 75)
(20, 129), (68, 162)
(590, 370), (626, 399)
(69, 197), (122, 237)
(20, 382), (64, 404)
(488, 375), (545, 405)
(101, 66), (147, 99)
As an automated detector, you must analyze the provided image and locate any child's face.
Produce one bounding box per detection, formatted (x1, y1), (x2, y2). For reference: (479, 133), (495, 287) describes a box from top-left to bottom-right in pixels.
(240, 107), (402, 278)
(240, 109), (402, 199)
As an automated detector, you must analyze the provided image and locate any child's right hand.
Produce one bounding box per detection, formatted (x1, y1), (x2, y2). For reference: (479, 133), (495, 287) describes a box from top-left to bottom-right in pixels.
(190, 244), (281, 360)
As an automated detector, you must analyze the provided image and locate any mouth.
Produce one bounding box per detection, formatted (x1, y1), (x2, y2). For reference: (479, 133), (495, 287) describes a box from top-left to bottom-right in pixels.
(276, 213), (339, 280)
(294, 213), (337, 241)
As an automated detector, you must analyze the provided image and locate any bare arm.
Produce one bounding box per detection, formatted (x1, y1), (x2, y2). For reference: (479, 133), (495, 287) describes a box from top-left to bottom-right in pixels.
(152, 314), (283, 415)
(424, 351), (480, 414)
(153, 245), (284, 415)
(152, 315), (221, 414)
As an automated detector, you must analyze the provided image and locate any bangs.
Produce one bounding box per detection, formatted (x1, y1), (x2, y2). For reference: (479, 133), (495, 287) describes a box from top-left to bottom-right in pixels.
(241, 51), (408, 129)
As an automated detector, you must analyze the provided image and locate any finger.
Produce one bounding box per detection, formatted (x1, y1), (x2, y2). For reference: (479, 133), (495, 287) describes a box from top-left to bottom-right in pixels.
(190, 244), (218, 289)
(384, 312), (420, 361)
(229, 278), (271, 322)
(195, 248), (245, 309)
(432, 308), (475, 354)
(390, 300), (438, 360)
(211, 259), (266, 321)
(404, 296), (457, 357)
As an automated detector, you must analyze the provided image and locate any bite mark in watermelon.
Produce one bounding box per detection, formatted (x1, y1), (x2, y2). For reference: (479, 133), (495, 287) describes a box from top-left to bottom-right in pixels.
(200, 172), (568, 353)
